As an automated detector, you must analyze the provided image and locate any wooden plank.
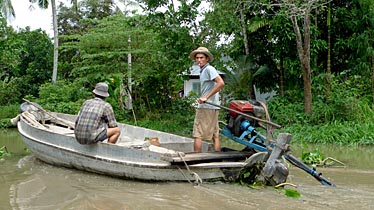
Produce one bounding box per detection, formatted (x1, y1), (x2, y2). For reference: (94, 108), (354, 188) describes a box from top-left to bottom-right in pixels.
(189, 162), (246, 168)
(164, 151), (254, 164)
(262, 133), (291, 185)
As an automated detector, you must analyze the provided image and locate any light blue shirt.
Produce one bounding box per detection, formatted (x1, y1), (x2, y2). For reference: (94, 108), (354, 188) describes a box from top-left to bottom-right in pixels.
(198, 64), (221, 109)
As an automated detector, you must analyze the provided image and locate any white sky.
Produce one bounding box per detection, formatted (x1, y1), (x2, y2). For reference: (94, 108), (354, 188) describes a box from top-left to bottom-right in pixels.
(7, 0), (140, 37)
(8, 0), (54, 37)
(8, 0), (209, 39)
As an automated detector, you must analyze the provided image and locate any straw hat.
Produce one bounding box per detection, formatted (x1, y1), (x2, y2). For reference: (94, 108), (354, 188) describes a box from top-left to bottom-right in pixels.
(92, 82), (109, 97)
(189, 47), (214, 62)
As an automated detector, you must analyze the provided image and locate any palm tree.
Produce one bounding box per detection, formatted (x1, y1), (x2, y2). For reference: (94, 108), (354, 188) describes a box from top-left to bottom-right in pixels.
(29, 0), (58, 83)
(224, 55), (269, 100)
(0, 0), (15, 18)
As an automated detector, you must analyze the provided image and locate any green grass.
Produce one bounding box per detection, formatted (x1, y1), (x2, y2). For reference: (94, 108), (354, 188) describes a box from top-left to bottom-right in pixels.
(131, 112), (195, 138)
(275, 121), (374, 145)
(0, 105), (19, 119)
(0, 105), (20, 128)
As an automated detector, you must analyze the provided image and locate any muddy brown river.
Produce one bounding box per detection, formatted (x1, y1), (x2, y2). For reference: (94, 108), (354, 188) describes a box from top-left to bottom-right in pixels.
(1, 129), (373, 210)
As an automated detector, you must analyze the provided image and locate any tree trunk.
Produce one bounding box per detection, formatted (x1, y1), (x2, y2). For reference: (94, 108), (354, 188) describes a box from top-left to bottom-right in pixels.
(51, 0), (58, 83)
(290, 10), (312, 114)
(326, 2), (331, 101)
(240, 8), (250, 55)
(239, 3), (257, 100)
(371, 55), (374, 103)
(279, 55), (284, 97)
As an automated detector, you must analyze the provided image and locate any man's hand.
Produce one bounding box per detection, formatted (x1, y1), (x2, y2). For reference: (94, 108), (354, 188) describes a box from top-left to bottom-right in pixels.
(198, 97), (207, 104)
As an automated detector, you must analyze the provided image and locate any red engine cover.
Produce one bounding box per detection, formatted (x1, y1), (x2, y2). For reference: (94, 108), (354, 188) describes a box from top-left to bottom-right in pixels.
(228, 100), (254, 117)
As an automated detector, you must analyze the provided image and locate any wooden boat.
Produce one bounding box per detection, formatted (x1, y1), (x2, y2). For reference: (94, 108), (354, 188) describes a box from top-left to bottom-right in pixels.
(14, 103), (259, 183)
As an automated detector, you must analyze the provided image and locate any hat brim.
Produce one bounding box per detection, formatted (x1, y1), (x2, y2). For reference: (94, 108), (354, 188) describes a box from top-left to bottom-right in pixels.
(93, 89), (109, 97)
(189, 50), (214, 62)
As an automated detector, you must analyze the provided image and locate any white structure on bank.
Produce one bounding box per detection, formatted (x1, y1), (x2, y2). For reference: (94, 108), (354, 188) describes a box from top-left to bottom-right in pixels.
(182, 63), (275, 104)
(183, 63), (225, 97)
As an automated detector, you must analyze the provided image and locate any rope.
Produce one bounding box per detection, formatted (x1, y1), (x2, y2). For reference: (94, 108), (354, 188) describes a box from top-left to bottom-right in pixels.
(274, 182), (297, 188)
(177, 152), (203, 186)
(177, 167), (194, 185)
(318, 157), (346, 168)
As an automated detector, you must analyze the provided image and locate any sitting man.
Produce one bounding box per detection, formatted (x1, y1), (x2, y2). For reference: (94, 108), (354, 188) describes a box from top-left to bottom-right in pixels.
(75, 82), (120, 144)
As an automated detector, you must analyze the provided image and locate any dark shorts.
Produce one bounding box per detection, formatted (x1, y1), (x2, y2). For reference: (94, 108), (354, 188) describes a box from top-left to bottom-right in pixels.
(95, 128), (108, 142)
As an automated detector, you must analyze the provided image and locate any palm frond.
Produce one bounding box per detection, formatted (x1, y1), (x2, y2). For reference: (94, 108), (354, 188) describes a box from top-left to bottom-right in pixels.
(1, 0), (15, 18)
(247, 18), (271, 33)
(29, 0), (49, 9)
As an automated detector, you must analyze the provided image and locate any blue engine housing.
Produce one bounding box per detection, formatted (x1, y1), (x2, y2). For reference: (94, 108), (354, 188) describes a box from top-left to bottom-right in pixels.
(221, 119), (268, 152)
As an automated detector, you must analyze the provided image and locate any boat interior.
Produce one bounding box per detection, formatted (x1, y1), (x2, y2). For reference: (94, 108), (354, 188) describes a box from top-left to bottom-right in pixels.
(21, 109), (256, 165)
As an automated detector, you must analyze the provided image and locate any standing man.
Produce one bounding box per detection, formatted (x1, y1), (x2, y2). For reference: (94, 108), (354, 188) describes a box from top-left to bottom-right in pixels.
(189, 47), (225, 152)
(75, 82), (121, 144)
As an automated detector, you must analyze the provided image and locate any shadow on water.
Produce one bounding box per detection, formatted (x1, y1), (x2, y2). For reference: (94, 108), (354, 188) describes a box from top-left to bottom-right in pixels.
(1, 129), (374, 210)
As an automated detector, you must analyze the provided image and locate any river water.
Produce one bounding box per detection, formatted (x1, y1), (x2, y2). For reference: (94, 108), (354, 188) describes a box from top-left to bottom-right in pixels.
(1, 128), (373, 210)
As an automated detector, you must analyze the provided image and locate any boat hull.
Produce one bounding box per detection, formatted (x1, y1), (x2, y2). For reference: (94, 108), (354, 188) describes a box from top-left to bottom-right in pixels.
(17, 111), (248, 182)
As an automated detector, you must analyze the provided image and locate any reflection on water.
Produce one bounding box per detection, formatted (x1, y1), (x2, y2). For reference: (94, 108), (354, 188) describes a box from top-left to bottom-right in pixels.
(1, 129), (374, 210)
(289, 143), (374, 170)
(0, 129), (29, 156)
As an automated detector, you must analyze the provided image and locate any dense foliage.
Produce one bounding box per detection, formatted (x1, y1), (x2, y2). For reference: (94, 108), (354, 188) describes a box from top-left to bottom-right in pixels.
(0, 0), (373, 145)
(0, 22), (53, 105)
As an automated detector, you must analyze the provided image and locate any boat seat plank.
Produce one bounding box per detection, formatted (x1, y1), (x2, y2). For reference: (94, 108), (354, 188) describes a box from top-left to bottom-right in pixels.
(189, 162), (246, 168)
(164, 151), (254, 164)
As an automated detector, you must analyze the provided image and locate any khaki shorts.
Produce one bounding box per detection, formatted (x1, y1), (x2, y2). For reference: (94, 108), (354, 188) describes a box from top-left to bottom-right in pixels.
(193, 109), (220, 140)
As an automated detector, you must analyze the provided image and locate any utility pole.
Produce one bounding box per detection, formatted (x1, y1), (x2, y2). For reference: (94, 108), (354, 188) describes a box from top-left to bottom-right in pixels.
(127, 36), (133, 110)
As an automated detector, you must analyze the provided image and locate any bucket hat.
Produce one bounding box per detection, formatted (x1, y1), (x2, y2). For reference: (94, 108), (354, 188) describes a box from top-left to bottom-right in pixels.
(93, 82), (109, 97)
(189, 47), (214, 62)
